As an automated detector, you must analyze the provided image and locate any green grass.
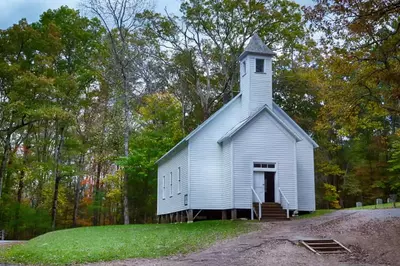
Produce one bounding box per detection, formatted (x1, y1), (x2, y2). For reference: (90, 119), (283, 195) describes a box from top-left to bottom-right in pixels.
(0, 220), (253, 265)
(295, 202), (399, 220)
(346, 202), (399, 210)
(295, 209), (337, 219)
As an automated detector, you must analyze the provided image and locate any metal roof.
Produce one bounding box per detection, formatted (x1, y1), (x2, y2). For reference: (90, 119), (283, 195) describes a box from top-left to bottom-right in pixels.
(155, 93), (242, 164)
(272, 103), (319, 148)
(239, 34), (276, 60)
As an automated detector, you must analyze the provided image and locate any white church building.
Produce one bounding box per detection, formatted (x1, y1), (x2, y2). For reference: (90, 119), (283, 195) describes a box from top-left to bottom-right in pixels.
(156, 34), (318, 222)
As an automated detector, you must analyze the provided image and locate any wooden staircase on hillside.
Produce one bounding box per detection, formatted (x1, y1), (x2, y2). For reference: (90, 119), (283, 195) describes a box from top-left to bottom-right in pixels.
(253, 202), (290, 221)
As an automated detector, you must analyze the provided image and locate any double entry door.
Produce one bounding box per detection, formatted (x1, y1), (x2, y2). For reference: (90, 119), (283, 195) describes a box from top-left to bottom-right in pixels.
(253, 171), (275, 202)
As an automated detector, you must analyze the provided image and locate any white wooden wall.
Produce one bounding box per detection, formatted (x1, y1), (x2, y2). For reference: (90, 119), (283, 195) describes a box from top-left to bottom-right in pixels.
(222, 140), (233, 208)
(296, 140), (316, 211)
(189, 97), (242, 209)
(240, 55), (273, 117)
(157, 145), (188, 215)
(273, 104), (317, 212)
(232, 111), (298, 210)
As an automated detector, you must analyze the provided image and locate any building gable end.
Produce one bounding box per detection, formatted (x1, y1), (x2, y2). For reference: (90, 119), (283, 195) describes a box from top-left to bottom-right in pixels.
(218, 105), (302, 144)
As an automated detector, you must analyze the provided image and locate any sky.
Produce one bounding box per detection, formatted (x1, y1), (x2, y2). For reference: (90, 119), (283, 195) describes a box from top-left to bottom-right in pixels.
(0, 0), (315, 29)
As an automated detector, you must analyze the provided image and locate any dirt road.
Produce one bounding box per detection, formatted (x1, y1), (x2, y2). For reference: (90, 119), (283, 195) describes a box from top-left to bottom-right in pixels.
(90, 209), (400, 266)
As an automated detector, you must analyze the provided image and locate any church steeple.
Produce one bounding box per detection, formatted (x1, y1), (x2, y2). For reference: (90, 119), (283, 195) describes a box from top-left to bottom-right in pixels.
(239, 34), (275, 116)
(239, 34), (275, 60)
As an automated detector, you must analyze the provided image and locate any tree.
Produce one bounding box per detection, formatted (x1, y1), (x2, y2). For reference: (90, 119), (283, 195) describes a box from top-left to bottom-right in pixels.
(0, 20), (55, 199)
(121, 92), (184, 222)
(142, 0), (309, 126)
(83, 0), (154, 225)
(32, 6), (104, 229)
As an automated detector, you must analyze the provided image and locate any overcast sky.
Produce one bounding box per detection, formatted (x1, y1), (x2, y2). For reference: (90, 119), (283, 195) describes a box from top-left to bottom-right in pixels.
(0, 0), (315, 29)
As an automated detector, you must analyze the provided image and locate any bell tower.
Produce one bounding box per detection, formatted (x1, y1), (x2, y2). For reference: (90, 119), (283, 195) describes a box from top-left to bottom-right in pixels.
(239, 34), (275, 117)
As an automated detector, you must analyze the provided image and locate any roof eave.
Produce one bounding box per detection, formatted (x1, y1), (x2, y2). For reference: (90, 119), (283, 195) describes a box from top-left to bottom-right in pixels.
(155, 139), (188, 164)
(217, 105), (302, 143)
(272, 103), (319, 148)
(156, 93), (243, 164)
(239, 51), (276, 61)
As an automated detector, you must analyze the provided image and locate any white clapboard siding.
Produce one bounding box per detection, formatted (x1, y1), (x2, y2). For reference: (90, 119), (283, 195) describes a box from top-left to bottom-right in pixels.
(241, 56), (273, 117)
(157, 145), (188, 215)
(249, 56), (273, 112)
(272, 104), (317, 211)
(296, 140), (316, 211)
(189, 97), (242, 210)
(222, 140), (233, 208)
(232, 111), (298, 210)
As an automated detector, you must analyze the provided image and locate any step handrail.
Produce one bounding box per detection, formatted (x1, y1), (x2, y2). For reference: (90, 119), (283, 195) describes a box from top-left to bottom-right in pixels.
(278, 187), (290, 218)
(250, 186), (262, 220)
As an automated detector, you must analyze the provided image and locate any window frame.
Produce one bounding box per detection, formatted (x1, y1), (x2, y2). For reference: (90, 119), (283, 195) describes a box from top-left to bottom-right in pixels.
(255, 58), (265, 73)
(242, 60), (247, 76)
(253, 162), (276, 169)
(162, 176), (166, 200)
(177, 167), (181, 194)
(169, 172), (173, 197)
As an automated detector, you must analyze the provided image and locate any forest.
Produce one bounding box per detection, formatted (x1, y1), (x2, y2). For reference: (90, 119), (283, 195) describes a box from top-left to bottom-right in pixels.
(0, 0), (399, 239)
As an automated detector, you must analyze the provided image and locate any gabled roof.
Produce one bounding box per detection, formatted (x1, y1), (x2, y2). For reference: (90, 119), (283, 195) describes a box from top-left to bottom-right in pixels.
(272, 103), (319, 148)
(217, 105), (302, 144)
(155, 93), (242, 164)
(239, 34), (276, 60)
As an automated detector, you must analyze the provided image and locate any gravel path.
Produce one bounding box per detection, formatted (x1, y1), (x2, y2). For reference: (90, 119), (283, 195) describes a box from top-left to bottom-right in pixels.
(89, 209), (400, 266)
(0, 241), (26, 246)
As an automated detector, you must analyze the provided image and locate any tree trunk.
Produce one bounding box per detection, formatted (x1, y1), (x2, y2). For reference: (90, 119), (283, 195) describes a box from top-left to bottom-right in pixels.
(93, 161), (102, 226)
(123, 79), (130, 225)
(13, 144), (29, 239)
(0, 132), (11, 199)
(51, 127), (65, 230)
(73, 154), (84, 227)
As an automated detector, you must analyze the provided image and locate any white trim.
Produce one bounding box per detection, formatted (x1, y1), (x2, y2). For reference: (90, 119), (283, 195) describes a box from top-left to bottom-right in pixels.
(156, 93), (242, 164)
(294, 141), (298, 209)
(275, 162), (279, 203)
(255, 58), (265, 73)
(177, 166), (181, 194)
(272, 103), (319, 148)
(251, 160), (278, 203)
(169, 172), (173, 197)
(230, 141), (234, 209)
(242, 60), (247, 76)
(218, 105), (302, 144)
(162, 176), (166, 200)
(187, 141), (191, 209)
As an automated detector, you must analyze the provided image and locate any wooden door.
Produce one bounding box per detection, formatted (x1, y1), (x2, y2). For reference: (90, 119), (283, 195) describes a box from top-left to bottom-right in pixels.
(264, 172), (275, 202)
(253, 172), (265, 202)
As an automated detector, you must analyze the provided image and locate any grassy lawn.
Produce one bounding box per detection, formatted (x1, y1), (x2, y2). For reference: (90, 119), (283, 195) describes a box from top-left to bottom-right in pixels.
(0, 220), (253, 265)
(295, 209), (337, 219)
(296, 202), (399, 220)
(346, 202), (399, 210)
(2, 203), (397, 265)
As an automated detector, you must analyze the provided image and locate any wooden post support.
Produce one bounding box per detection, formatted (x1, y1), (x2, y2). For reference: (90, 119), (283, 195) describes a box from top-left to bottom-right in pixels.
(187, 209), (193, 223)
(222, 210), (227, 220)
(231, 209), (237, 220)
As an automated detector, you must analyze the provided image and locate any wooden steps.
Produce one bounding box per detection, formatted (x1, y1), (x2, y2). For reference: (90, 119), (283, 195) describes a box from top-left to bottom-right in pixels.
(253, 202), (290, 221)
(300, 239), (351, 255)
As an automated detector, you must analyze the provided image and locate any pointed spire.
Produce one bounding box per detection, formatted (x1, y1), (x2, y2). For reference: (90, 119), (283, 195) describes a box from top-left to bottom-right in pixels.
(239, 34), (275, 60)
